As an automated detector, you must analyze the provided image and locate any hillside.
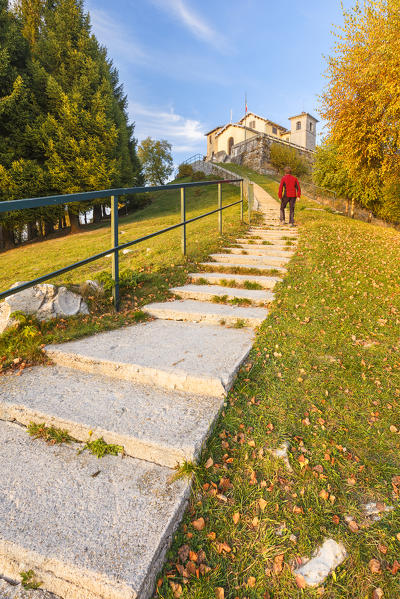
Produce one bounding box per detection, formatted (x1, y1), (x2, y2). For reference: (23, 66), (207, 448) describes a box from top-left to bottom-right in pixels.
(155, 166), (400, 599)
(0, 179), (246, 369)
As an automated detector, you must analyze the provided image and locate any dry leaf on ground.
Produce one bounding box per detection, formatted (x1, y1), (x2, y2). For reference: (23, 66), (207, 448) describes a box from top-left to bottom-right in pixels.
(192, 517), (205, 531)
(273, 553), (284, 574)
(232, 511), (240, 524)
(368, 559), (381, 573)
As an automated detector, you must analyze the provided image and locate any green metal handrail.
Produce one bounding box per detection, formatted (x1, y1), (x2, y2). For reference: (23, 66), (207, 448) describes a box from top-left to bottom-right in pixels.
(0, 178), (244, 310)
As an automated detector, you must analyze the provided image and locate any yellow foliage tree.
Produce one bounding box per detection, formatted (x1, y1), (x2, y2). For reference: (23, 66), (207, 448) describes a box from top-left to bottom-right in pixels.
(320, 0), (400, 210)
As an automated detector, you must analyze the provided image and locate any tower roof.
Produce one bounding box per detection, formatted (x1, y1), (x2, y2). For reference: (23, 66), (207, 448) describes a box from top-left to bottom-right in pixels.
(289, 112), (319, 123)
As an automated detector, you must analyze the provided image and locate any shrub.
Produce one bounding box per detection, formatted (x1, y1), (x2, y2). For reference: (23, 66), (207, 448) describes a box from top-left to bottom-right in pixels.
(178, 163), (194, 178)
(191, 170), (206, 182)
(269, 143), (309, 179)
(94, 269), (146, 294)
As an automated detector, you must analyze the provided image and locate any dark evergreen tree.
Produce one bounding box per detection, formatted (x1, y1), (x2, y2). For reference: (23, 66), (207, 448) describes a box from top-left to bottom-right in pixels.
(1, 0), (143, 246)
(0, 0), (46, 248)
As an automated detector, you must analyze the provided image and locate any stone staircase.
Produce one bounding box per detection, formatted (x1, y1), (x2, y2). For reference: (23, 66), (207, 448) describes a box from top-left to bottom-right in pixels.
(0, 183), (297, 599)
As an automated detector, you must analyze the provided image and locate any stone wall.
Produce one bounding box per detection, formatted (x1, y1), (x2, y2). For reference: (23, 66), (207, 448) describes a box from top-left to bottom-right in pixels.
(229, 134), (314, 174)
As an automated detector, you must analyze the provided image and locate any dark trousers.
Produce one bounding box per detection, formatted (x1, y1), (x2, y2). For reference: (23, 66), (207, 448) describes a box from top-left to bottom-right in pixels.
(280, 197), (296, 224)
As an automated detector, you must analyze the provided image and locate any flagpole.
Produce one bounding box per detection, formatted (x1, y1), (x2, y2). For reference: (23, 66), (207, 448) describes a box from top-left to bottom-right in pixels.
(244, 93), (247, 144)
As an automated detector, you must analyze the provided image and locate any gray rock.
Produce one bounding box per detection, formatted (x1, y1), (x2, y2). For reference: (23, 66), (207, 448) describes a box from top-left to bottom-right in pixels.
(294, 539), (347, 587)
(0, 284), (89, 334)
(53, 287), (88, 316)
(362, 502), (394, 522)
(81, 280), (103, 295)
(267, 441), (293, 472)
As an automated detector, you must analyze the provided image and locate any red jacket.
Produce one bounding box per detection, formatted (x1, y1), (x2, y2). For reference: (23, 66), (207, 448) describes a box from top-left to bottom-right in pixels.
(278, 174), (301, 199)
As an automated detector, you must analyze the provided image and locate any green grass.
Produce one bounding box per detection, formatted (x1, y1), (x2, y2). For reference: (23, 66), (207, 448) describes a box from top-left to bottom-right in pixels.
(243, 281), (263, 290)
(28, 422), (76, 445)
(0, 179), (247, 371)
(20, 570), (42, 590)
(206, 265), (280, 276)
(80, 436), (124, 458)
(155, 168), (400, 599)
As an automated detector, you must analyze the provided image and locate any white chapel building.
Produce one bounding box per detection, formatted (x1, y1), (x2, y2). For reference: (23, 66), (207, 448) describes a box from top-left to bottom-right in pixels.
(206, 111), (318, 161)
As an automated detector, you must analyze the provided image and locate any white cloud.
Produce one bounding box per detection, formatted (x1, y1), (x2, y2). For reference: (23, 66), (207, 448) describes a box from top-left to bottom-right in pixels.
(89, 8), (149, 65)
(149, 0), (230, 52)
(130, 102), (205, 155)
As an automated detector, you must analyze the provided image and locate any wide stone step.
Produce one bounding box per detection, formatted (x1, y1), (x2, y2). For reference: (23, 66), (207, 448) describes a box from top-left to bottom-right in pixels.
(0, 365), (223, 468)
(0, 420), (189, 599)
(224, 246), (294, 257)
(210, 253), (290, 266)
(170, 284), (273, 304)
(143, 299), (267, 327)
(46, 320), (254, 397)
(189, 272), (281, 289)
(200, 261), (288, 274)
(235, 238), (293, 247)
(248, 229), (298, 237)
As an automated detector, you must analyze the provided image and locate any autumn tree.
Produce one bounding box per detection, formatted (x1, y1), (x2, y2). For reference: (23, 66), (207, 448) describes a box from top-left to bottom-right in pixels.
(138, 138), (173, 185)
(320, 0), (400, 219)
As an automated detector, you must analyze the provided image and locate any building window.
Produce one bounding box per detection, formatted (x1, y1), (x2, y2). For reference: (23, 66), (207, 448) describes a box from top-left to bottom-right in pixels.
(249, 120), (255, 128)
(296, 121), (301, 130)
(272, 126), (277, 134)
(309, 122), (313, 131)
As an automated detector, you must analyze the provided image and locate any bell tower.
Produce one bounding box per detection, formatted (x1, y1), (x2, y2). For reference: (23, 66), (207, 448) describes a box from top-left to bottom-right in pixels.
(288, 113), (318, 150)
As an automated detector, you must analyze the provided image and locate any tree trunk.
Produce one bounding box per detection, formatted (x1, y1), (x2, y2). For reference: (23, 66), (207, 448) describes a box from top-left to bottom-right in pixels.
(93, 204), (102, 223)
(44, 219), (54, 237)
(27, 221), (38, 241)
(68, 210), (81, 233)
(1, 225), (15, 250)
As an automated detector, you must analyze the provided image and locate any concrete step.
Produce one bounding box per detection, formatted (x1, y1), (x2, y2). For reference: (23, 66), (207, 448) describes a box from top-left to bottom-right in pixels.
(0, 580), (59, 598)
(143, 299), (268, 327)
(0, 365), (224, 468)
(235, 238), (294, 247)
(210, 253), (290, 267)
(189, 272), (281, 289)
(170, 284), (273, 305)
(0, 420), (189, 599)
(248, 229), (298, 237)
(46, 320), (254, 397)
(224, 246), (294, 257)
(200, 261), (288, 274)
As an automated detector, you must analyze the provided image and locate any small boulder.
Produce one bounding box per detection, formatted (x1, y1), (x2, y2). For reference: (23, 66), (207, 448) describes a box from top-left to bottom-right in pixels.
(0, 282), (89, 334)
(54, 287), (89, 316)
(293, 539), (347, 587)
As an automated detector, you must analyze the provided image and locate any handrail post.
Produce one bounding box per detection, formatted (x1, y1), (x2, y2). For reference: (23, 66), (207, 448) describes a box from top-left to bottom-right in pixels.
(248, 182), (253, 224)
(240, 180), (244, 222)
(111, 195), (120, 311)
(218, 182), (222, 234)
(181, 187), (186, 255)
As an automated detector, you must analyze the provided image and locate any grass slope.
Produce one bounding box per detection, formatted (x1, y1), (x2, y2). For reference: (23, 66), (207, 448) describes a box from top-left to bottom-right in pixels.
(0, 178), (246, 371)
(156, 169), (400, 599)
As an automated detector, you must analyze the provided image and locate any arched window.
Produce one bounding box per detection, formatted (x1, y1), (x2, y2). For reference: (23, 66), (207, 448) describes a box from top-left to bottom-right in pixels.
(228, 137), (234, 155)
(296, 121), (301, 130)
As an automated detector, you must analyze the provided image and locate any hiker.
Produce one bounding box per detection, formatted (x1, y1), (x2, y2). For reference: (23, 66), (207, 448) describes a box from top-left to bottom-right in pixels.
(278, 166), (301, 226)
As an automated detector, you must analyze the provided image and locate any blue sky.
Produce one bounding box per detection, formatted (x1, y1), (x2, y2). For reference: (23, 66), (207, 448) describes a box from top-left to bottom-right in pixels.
(85, 0), (354, 165)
